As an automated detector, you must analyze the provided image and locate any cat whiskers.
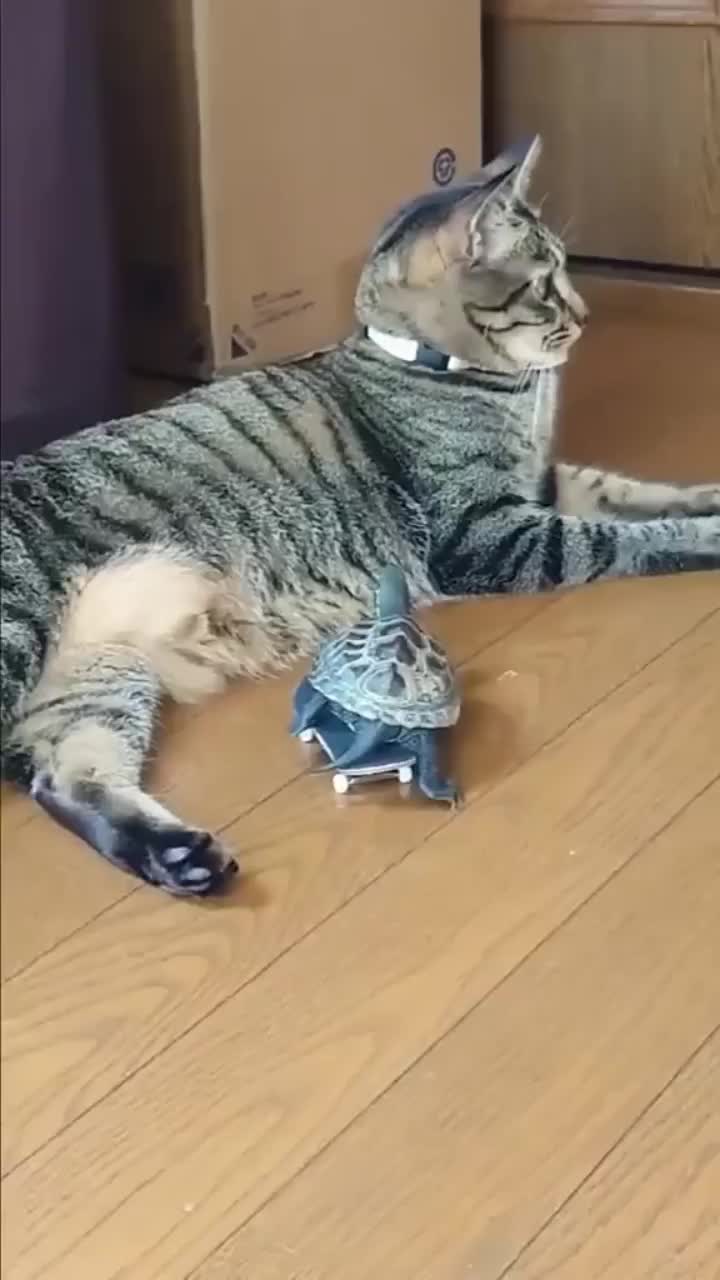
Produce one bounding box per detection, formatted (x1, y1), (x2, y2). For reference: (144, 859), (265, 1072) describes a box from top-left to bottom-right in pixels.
(557, 215), (576, 250)
(521, 365), (544, 451)
(500, 365), (533, 442)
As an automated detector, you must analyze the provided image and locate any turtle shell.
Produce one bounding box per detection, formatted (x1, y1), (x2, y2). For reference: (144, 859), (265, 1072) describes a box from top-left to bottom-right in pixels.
(309, 614), (460, 730)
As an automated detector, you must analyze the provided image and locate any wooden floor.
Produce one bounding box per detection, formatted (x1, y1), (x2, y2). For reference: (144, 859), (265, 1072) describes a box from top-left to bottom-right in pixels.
(2, 279), (720, 1280)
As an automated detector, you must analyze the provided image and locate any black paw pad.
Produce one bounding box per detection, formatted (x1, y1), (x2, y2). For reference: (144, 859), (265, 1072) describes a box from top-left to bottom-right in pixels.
(31, 773), (238, 897)
(121, 822), (238, 896)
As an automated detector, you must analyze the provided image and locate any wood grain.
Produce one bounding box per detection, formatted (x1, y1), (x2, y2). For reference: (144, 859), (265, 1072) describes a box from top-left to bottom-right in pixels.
(2, 574), (717, 1173)
(188, 786), (720, 1280)
(0, 811), (134, 983)
(185, 788), (717, 1280)
(504, 1031), (720, 1279)
(3, 615), (718, 1279)
(486, 24), (720, 267)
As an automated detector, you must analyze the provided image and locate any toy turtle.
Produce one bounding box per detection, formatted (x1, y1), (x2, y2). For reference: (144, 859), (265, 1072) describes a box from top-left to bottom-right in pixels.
(291, 565), (460, 803)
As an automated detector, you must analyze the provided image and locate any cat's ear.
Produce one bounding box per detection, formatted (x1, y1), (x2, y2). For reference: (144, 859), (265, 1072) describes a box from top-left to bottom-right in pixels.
(476, 135), (543, 202)
(464, 136), (543, 263)
(512, 134), (543, 199)
(371, 135), (543, 271)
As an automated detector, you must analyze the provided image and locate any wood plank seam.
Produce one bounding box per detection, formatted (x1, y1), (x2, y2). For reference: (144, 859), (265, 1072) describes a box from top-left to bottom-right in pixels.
(0, 761), (321, 984)
(182, 777), (720, 1279)
(494, 1020), (720, 1280)
(0, 889), (137, 987)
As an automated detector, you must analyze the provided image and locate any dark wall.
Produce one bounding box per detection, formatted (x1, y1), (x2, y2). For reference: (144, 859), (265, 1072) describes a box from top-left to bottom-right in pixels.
(1, 0), (124, 460)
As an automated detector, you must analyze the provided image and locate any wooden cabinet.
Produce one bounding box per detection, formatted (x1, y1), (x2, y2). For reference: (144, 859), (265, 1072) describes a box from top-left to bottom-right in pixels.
(485, 11), (720, 268)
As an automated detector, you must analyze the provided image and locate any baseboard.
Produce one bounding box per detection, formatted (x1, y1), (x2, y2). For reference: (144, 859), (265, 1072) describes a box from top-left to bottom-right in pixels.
(570, 266), (720, 326)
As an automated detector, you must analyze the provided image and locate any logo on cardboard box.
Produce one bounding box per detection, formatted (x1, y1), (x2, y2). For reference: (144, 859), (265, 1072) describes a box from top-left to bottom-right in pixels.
(432, 147), (457, 187)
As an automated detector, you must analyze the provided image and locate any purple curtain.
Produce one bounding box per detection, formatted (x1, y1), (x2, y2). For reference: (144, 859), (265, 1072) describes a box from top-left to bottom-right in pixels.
(1, 0), (123, 460)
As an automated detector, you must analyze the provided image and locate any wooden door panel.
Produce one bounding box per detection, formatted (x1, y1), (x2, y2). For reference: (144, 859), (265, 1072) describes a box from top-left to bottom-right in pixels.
(486, 23), (720, 267)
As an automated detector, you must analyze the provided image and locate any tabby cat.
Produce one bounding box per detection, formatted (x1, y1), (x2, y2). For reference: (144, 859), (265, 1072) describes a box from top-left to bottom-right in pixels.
(2, 138), (718, 895)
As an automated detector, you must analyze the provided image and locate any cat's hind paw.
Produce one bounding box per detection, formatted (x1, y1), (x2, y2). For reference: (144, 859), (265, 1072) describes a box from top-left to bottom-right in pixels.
(32, 773), (239, 896)
(119, 821), (238, 896)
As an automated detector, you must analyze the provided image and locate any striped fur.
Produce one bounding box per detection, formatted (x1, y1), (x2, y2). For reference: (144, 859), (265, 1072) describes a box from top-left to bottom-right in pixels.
(2, 138), (718, 894)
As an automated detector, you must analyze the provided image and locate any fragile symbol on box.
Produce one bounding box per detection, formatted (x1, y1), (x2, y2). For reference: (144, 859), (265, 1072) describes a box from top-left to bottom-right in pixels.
(230, 325), (256, 359)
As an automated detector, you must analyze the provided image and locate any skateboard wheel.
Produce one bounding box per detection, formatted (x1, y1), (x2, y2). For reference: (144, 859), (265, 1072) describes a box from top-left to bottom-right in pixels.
(398, 765), (413, 785)
(333, 773), (350, 795)
(299, 728), (315, 744)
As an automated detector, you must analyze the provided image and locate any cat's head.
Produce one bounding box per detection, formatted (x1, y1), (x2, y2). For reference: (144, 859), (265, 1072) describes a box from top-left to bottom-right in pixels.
(356, 137), (587, 373)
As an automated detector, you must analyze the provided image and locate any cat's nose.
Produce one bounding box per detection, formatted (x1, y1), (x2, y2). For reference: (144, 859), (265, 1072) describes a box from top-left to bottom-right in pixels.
(565, 318), (584, 348)
(573, 298), (590, 327)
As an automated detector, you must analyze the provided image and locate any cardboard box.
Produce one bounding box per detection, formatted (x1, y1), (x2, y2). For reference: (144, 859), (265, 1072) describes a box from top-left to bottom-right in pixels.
(101, 1), (482, 379)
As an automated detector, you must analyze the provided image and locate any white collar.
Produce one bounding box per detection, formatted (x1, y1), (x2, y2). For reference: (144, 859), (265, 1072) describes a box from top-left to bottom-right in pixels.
(366, 326), (470, 373)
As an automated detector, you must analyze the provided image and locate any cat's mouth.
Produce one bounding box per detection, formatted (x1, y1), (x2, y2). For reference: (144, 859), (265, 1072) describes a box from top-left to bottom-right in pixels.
(535, 320), (584, 365)
(545, 326), (572, 349)
(543, 322), (582, 352)
(509, 322), (582, 371)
